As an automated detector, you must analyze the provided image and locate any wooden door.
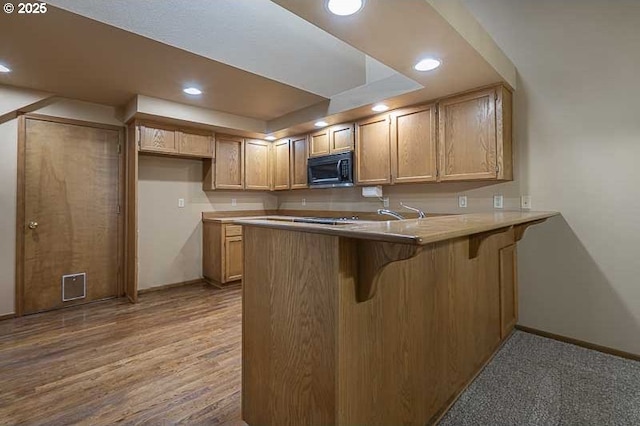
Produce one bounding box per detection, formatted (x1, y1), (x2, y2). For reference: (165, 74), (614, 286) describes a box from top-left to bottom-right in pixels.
(21, 117), (122, 314)
(499, 244), (518, 338)
(225, 236), (243, 282)
(138, 124), (177, 154)
(391, 104), (437, 184)
(244, 139), (271, 190)
(273, 139), (291, 191)
(309, 128), (330, 157)
(178, 131), (213, 158)
(355, 115), (391, 185)
(290, 135), (308, 189)
(215, 135), (244, 189)
(329, 123), (354, 154)
(438, 88), (497, 181)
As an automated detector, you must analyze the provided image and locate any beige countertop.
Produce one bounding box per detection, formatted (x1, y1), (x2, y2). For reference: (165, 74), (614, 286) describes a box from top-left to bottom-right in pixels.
(233, 211), (559, 245)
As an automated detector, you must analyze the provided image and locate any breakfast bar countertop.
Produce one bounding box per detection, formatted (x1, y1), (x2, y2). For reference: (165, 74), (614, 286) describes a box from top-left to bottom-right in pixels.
(234, 211), (560, 245)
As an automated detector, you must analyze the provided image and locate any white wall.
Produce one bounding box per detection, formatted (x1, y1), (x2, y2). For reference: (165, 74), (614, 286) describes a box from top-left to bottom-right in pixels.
(137, 155), (277, 290)
(462, 0), (640, 355)
(0, 119), (18, 316)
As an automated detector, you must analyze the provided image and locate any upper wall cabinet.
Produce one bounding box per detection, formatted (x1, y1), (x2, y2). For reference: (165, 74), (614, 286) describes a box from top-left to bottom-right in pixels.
(438, 86), (512, 181)
(177, 130), (214, 158)
(290, 135), (308, 189)
(138, 123), (213, 158)
(215, 135), (245, 190)
(355, 115), (391, 185)
(390, 104), (437, 184)
(272, 139), (291, 191)
(309, 123), (355, 158)
(245, 139), (271, 191)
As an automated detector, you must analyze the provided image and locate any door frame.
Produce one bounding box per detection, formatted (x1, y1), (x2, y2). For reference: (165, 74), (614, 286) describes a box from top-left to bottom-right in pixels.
(15, 114), (126, 316)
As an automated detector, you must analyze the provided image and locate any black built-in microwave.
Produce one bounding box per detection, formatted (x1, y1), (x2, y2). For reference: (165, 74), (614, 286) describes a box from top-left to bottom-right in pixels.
(307, 151), (354, 188)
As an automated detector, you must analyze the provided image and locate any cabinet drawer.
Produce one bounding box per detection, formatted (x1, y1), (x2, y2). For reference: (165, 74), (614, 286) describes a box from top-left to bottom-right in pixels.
(225, 224), (243, 237)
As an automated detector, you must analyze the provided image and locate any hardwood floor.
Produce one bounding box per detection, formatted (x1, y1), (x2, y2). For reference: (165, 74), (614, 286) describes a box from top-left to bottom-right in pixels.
(0, 283), (243, 425)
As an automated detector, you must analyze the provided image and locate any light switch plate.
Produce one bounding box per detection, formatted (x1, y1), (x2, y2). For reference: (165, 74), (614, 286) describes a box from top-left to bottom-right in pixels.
(521, 195), (532, 209)
(178, 198), (185, 208)
(458, 195), (468, 208)
(302, 198), (306, 206)
(383, 197), (390, 208)
(231, 198), (237, 207)
(493, 195), (504, 209)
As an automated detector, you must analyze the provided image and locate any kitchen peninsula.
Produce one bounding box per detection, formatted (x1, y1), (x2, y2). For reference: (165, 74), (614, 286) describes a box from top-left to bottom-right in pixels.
(238, 211), (558, 425)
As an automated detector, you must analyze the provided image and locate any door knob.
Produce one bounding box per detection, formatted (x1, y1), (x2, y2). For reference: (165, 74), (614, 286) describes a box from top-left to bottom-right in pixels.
(28, 221), (38, 230)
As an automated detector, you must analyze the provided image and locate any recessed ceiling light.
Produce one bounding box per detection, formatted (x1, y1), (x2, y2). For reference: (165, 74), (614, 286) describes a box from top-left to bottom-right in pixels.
(372, 103), (389, 112)
(265, 135), (276, 141)
(0, 64), (11, 73)
(414, 58), (441, 72)
(327, 0), (364, 16)
(183, 87), (202, 95)
(315, 121), (328, 127)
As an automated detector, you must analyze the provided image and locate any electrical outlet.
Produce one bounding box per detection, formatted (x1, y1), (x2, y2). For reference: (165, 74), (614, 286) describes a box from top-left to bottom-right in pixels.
(231, 198), (237, 207)
(302, 198), (306, 206)
(521, 195), (532, 209)
(383, 197), (390, 208)
(458, 195), (468, 208)
(178, 198), (185, 208)
(493, 195), (504, 209)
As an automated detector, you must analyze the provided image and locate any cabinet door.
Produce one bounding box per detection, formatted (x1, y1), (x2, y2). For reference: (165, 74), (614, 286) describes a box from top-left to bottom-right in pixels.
(355, 115), (391, 185)
(244, 139), (271, 190)
(215, 135), (244, 189)
(290, 135), (308, 189)
(438, 88), (497, 181)
(309, 129), (330, 158)
(391, 104), (437, 184)
(139, 125), (177, 154)
(499, 244), (518, 338)
(273, 139), (291, 191)
(224, 236), (243, 282)
(329, 123), (354, 154)
(178, 131), (213, 158)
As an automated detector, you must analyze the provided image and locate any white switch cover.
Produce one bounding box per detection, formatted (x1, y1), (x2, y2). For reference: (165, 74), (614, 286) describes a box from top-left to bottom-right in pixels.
(493, 195), (504, 209)
(231, 198), (237, 207)
(302, 198), (306, 206)
(383, 197), (390, 208)
(178, 198), (185, 208)
(521, 195), (532, 209)
(458, 195), (468, 208)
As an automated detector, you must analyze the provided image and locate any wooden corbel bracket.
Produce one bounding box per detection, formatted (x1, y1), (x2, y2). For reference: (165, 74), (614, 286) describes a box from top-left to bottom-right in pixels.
(468, 226), (512, 259)
(514, 218), (548, 242)
(355, 240), (420, 303)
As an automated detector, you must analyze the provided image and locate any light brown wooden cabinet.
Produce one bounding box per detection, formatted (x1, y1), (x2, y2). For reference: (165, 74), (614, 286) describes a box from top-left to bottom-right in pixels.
(244, 139), (271, 190)
(290, 135), (308, 189)
(272, 139), (291, 191)
(203, 222), (243, 285)
(438, 86), (512, 181)
(309, 123), (354, 158)
(499, 243), (518, 338)
(215, 135), (244, 190)
(390, 104), (437, 183)
(138, 123), (213, 158)
(355, 115), (391, 185)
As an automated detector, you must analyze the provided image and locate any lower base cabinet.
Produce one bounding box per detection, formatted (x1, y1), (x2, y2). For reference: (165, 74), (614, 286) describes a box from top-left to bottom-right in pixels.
(203, 222), (243, 285)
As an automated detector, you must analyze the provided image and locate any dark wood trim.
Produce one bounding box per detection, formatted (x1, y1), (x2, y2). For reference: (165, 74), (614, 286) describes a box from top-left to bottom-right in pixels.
(15, 115), (26, 317)
(23, 113), (123, 132)
(0, 313), (17, 322)
(516, 325), (640, 362)
(137, 279), (205, 295)
(15, 115), (126, 316)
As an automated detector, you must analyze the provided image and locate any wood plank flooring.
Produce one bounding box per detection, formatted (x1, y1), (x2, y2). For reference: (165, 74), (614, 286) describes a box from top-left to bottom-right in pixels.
(0, 283), (243, 425)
